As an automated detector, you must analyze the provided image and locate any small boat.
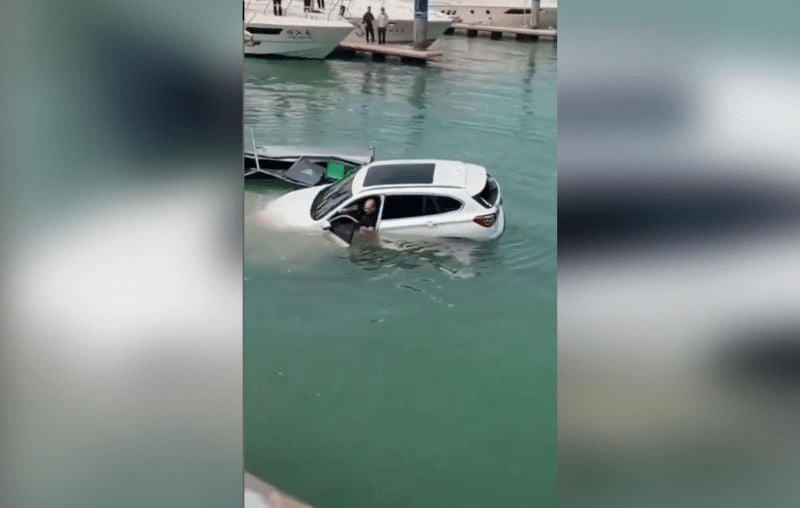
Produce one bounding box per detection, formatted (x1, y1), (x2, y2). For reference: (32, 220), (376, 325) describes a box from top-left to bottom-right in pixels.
(245, 133), (375, 187)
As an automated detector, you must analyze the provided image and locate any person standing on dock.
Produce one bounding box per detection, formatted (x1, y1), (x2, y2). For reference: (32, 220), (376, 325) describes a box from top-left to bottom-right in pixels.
(273, 0), (282, 16)
(362, 6), (375, 43)
(377, 7), (389, 44)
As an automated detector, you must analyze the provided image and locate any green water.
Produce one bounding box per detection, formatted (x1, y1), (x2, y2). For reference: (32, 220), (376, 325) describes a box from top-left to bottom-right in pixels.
(244, 35), (556, 508)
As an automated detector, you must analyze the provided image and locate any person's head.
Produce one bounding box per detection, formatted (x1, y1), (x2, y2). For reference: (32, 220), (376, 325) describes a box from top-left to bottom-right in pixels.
(381, 7), (385, 12)
(362, 198), (377, 215)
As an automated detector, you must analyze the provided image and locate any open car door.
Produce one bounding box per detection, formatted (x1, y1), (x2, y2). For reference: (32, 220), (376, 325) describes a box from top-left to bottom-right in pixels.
(324, 196), (383, 247)
(324, 215), (360, 247)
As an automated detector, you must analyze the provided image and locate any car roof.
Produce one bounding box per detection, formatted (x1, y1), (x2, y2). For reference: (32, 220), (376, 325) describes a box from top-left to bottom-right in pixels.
(352, 160), (487, 195)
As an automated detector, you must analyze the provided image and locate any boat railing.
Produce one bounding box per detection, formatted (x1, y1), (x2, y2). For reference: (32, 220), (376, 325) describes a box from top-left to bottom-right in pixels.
(245, 0), (354, 21)
(247, 127), (261, 171)
(291, 0), (353, 22)
(244, 0), (300, 18)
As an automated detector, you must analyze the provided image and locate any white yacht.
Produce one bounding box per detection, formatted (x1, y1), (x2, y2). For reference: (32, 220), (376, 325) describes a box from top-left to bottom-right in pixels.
(268, 0), (454, 48)
(430, 0), (557, 29)
(244, 2), (356, 59)
(338, 0), (454, 47)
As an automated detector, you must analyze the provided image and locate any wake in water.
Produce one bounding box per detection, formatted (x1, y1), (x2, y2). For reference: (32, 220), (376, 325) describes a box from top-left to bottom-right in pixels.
(247, 191), (506, 278)
(245, 186), (513, 280)
(348, 238), (496, 279)
(245, 189), (339, 271)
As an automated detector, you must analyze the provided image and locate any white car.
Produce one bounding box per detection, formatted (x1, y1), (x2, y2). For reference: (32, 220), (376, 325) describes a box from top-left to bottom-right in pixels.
(261, 159), (505, 246)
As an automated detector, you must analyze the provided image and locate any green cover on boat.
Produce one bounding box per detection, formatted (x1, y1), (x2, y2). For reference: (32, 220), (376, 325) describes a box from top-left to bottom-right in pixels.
(326, 161), (357, 180)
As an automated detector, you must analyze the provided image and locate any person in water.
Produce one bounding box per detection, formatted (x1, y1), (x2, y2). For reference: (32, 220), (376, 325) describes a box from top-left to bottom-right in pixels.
(355, 197), (378, 231)
(362, 6), (375, 43)
(377, 7), (389, 44)
(350, 197), (379, 245)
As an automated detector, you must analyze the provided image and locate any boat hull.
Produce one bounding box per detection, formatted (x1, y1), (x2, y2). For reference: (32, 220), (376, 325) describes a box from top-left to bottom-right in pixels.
(244, 16), (355, 59)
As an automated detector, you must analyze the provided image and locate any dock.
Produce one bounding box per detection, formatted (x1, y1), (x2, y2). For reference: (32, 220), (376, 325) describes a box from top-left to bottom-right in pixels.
(335, 42), (443, 65)
(448, 24), (557, 41)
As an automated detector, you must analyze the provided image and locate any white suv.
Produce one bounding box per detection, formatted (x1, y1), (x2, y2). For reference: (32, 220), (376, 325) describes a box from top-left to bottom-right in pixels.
(261, 159), (505, 246)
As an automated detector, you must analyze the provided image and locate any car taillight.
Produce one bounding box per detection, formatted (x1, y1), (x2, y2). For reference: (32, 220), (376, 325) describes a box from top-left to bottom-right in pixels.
(473, 213), (497, 228)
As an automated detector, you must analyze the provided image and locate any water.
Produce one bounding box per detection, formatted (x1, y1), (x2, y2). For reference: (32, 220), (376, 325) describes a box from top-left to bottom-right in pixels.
(244, 35), (556, 508)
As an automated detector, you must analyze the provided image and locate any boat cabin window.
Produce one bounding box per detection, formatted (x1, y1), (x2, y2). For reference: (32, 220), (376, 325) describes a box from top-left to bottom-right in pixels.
(247, 27), (283, 35)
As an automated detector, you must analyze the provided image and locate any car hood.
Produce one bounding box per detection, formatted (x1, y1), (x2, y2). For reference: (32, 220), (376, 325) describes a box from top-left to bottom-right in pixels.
(261, 186), (324, 230)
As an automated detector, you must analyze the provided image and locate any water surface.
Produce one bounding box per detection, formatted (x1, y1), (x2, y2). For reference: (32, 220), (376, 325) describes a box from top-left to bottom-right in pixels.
(244, 35), (556, 508)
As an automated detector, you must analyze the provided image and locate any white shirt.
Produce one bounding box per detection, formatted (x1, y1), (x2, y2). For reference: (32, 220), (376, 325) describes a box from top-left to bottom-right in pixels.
(378, 12), (389, 28)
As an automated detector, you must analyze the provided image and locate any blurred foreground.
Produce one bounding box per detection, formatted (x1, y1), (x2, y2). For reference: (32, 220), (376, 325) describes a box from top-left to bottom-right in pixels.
(4, 0), (800, 506)
(1, 1), (244, 507)
(559, 0), (800, 506)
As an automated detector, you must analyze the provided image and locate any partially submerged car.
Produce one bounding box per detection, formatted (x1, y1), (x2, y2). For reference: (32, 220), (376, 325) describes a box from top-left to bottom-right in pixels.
(244, 144), (375, 187)
(261, 159), (505, 246)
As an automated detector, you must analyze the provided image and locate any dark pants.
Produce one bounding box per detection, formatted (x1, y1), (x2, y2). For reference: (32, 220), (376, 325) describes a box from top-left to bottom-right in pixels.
(303, 0), (311, 12)
(378, 27), (386, 44)
(273, 0), (282, 15)
(365, 24), (374, 43)
(317, 0), (324, 8)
